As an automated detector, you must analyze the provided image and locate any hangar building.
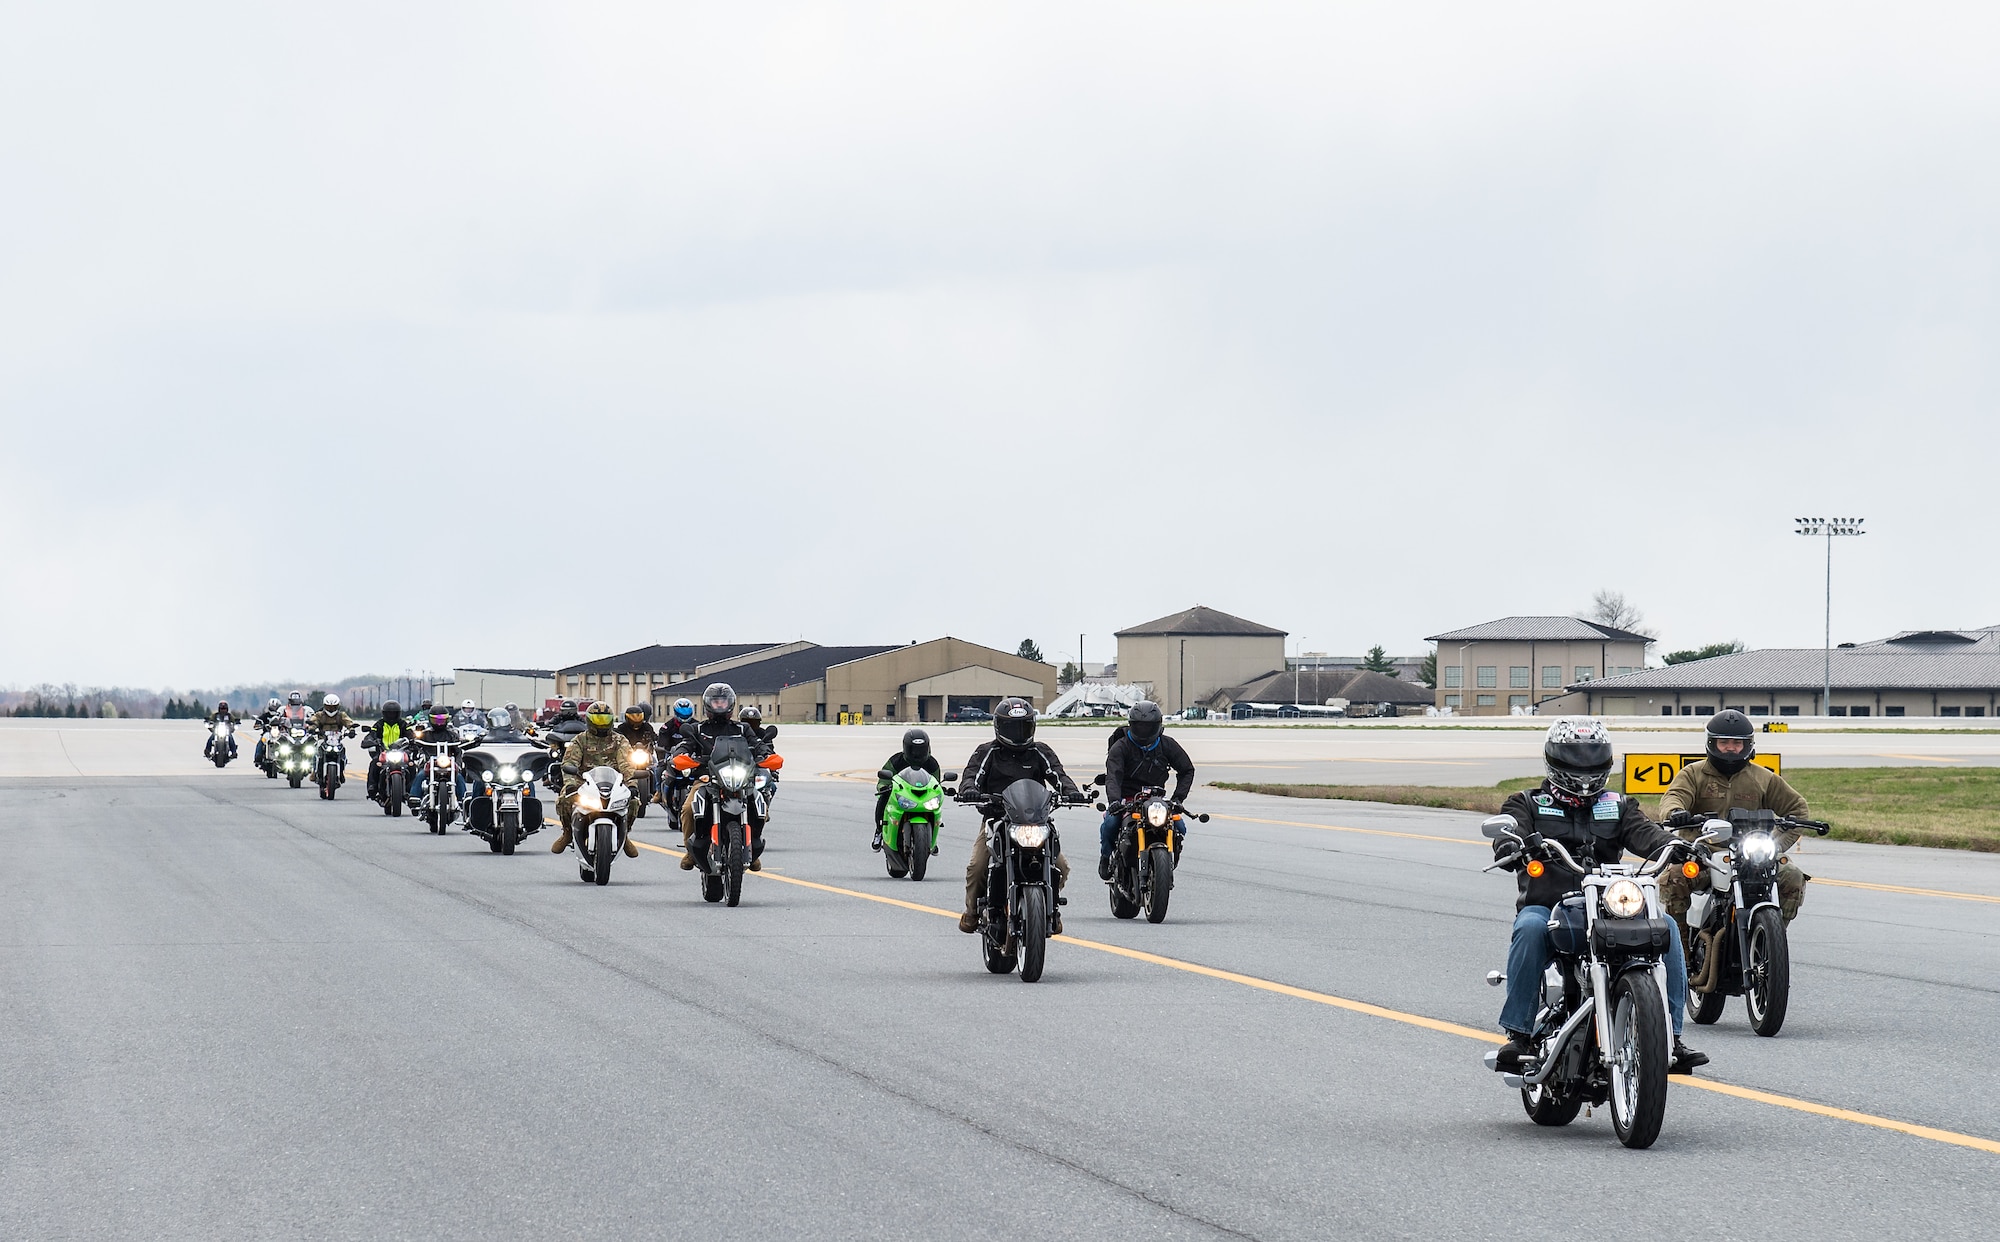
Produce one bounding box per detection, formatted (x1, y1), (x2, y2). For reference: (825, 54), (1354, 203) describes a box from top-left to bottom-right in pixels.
(654, 637), (1057, 724)
(1115, 606), (1288, 715)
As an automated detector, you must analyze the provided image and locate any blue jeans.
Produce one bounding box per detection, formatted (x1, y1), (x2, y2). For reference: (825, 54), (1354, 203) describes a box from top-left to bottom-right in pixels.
(1500, 905), (1686, 1038)
(410, 766), (468, 803)
(1099, 811), (1118, 859)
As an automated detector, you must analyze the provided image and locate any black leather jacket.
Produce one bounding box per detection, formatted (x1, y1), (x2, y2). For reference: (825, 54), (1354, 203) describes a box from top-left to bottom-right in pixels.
(1497, 783), (1674, 912)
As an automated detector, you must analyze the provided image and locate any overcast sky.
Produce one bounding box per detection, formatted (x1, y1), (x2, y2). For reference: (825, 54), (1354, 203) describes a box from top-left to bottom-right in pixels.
(3, 2), (1996, 689)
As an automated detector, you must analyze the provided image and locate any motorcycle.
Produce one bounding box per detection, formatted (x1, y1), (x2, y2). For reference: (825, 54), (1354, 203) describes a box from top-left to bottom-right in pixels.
(673, 736), (782, 907)
(255, 721), (278, 778)
(567, 764), (634, 885)
(206, 720), (236, 768)
(415, 739), (462, 835)
(465, 750), (551, 855)
(275, 724), (314, 788)
(1480, 815), (1684, 1149)
(955, 776), (1085, 984)
(315, 728), (354, 800)
(626, 743), (654, 818)
(876, 765), (958, 881)
(1673, 808), (1830, 1036)
(375, 743), (412, 817)
(1098, 779), (1207, 923)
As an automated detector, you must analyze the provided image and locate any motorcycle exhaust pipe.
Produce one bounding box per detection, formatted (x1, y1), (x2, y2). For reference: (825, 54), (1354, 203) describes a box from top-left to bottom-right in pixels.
(1688, 926), (1725, 992)
(1513, 999), (1595, 1087)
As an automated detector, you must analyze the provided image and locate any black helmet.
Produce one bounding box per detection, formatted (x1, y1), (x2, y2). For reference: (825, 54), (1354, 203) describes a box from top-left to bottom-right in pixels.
(1705, 709), (1756, 776)
(382, 701), (402, 722)
(1126, 700), (1164, 747)
(1544, 718), (1614, 801)
(287, 691), (303, 706)
(428, 707), (451, 729)
(585, 701), (614, 732)
(559, 698), (577, 715)
(624, 703), (648, 723)
(994, 697), (1036, 748)
(703, 683), (738, 721)
(901, 728), (931, 766)
(739, 704), (763, 727)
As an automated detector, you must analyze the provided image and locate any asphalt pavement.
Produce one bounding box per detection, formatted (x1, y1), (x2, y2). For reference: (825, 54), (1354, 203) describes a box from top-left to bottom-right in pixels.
(3, 739), (1997, 1239)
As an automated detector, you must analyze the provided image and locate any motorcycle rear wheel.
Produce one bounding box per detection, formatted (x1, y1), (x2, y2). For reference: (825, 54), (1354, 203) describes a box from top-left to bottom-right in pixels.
(1745, 907), (1790, 1036)
(1685, 930), (1727, 1024)
(1521, 1081), (1583, 1127)
(1143, 846), (1174, 923)
(982, 930), (1017, 975)
(1607, 972), (1669, 1149)
(702, 872), (725, 903)
(1018, 886), (1049, 983)
(884, 827), (909, 878)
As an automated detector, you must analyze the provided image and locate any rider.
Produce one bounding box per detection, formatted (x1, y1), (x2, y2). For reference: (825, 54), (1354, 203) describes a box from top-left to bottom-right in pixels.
(1657, 709), (1812, 932)
(740, 705), (779, 801)
(551, 701), (641, 858)
(955, 697), (1080, 935)
(203, 700), (239, 759)
(360, 701), (412, 800)
(1099, 700), (1194, 878)
(408, 705), (471, 808)
(660, 697), (700, 819)
(309, 694), (358, 777)
(1490, 718), (1707, 1075)
(673, 683), (772, 870)
(280, 691), (311, 727)
(477, 705), (531, 745)
(873, 727), (941, 850)
(252, 697), (282, 769)
(614, 702), (659, 751)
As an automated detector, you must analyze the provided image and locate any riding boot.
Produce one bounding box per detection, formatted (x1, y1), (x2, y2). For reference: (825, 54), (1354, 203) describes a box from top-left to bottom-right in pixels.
(622, 834), (639, 858)
(550, 827), (571, 853)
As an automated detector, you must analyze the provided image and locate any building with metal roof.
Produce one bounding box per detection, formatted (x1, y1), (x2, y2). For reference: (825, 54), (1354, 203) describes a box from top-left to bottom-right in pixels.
(1423, 617), (1653, 716)
(1206, 668), (1433, 717)
(1544, 626), (2000, 719)
(1115, 606), (1288, 714)
(557, 643), (805, 713)
(652, 637), (1056, 724)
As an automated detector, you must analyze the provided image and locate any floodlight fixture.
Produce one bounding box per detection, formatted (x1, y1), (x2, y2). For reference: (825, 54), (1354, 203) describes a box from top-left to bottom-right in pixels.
(1795, 517), (1868, 716)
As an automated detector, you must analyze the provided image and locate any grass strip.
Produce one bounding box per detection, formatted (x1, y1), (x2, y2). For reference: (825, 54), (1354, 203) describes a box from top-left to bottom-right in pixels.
(1212, 766), (2000, 853)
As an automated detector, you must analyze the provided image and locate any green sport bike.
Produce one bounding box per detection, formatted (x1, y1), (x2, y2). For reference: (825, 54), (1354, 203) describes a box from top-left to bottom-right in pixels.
(876, 765), (957, 881)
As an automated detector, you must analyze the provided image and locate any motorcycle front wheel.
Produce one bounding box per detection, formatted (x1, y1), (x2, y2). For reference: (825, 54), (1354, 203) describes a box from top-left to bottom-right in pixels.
(499, 810), (518, 856)
(1607, 971), (1669, 1149)
(1018, 886), (1049, 983)
(906, 820), (931, 881)
(1143, 846), (1174, 923)
(1745, 907), (1790, 1036)
(288, 773), (302, 789)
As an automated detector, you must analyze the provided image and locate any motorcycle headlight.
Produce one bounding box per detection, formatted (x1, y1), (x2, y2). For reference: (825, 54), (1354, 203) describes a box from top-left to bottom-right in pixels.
(629, 749), (649, 766)
(1146, 802), (1170, 828)
(437, 756), (453, 769)
(1741, 830), (1777, 864)
(385, 749), (405, 763)
(1603, 879), (1646, 919)
(897, 794), (917, 809)
(924, 797), (942, 811)
(577, 786), (604, 811)
(718, 761), (751, 791)
(278, 745), (292, 755)
(498, 766), (517, 783)
(1010, 822), (1051, 848)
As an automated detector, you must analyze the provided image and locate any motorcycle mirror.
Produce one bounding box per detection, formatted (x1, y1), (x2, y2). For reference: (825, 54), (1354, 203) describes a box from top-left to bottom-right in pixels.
(942, 770), (959, 782)
(876, 768), (894, 780)
(1197, 813), (1209, 823)
(1480, 815), (1517, 840)
(1701, 820), (1732, 845)
(1092, 773), (1107, 786)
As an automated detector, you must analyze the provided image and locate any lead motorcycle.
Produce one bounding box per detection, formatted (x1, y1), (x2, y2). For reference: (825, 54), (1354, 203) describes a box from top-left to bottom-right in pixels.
(1480, 816), (1685, 1149)
(1670, 808), (1830, 1037)
(206, 719), (237, 768)
(672, 736), (782, 906)
(956, 777), (1087, 984)
(1097, 778), (1207, 923)
(567, 765), (634, 885)
(464, 750), (551, 855)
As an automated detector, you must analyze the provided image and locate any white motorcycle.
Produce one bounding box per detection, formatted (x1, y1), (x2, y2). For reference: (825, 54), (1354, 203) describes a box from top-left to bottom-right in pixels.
(568, 765), (634, 886)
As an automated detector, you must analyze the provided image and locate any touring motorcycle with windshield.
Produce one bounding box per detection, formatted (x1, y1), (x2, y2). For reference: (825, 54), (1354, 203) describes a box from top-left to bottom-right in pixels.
(672, 735), (782, 907)
(876, 764), (955, 881)
(273, 722), (315, 788)
(1097, 779), (1206, 923)
(1481, 815), (1686, 1149)
(464, 750), (551, 855)
(1671, 808), (1830, 1036)
(957, 776), (1086, 984)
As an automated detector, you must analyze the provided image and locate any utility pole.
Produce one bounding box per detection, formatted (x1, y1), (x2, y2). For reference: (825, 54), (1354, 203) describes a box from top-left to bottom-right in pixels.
(1794, 518), (1866, 716)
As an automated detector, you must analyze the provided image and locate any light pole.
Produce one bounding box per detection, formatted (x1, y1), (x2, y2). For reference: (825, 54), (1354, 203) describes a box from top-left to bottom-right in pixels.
(1795, 517), (1866, 717)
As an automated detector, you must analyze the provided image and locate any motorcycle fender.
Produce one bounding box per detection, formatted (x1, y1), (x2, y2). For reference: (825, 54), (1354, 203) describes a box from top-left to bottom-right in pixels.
(1743, 897), (1782, 920)
(723, 798), (746, 817)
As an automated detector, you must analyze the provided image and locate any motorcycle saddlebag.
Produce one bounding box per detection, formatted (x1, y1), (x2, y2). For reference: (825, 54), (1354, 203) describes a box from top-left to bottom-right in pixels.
(1593, 917), (1672, 955)
(465, 796), (495, 832)
(1546, 895), (1590, 956)
(522, 796), (544, 831)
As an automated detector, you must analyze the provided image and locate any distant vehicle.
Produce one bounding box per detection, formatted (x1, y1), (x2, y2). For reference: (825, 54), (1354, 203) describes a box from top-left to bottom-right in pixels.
(947, 706), (992, 722)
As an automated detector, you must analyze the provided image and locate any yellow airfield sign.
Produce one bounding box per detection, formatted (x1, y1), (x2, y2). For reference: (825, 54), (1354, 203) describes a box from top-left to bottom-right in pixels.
(1622, 753), (1781, 795)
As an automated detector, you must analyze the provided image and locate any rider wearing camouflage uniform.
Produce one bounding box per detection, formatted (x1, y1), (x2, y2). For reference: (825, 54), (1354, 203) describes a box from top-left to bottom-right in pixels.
(1656, 709), (1811, 932)
(551, 701), (640, 858)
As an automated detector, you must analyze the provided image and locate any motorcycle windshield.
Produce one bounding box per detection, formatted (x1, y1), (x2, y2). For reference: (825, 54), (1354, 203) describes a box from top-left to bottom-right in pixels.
(898, 767), (935, 790)
(708, 735), (755, 769)
(1002, 778), (1049, 825)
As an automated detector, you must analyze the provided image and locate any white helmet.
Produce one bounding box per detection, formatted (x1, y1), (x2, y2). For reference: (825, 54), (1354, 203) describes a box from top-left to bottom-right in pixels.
(461, 699), (476, 710)
(323, 694), (340, 709)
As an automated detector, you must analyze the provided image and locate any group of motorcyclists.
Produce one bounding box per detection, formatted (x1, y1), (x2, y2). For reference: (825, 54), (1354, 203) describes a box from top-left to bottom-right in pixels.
(202, 681), (1818, 1099)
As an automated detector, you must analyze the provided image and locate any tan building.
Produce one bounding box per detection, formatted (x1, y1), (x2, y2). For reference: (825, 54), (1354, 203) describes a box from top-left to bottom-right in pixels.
(1115, 606), (1288, 715)
(448, 668), (557, 711)
(557, 642), (809, 714)
(1425, 617), (1653, 716)
(654, 637), (1057, 724)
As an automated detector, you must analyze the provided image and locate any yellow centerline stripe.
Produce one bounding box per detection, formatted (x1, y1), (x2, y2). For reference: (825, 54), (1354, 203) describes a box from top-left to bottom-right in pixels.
(1813, 877), (2000, 904)
(628, 840), (1999, 1155)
